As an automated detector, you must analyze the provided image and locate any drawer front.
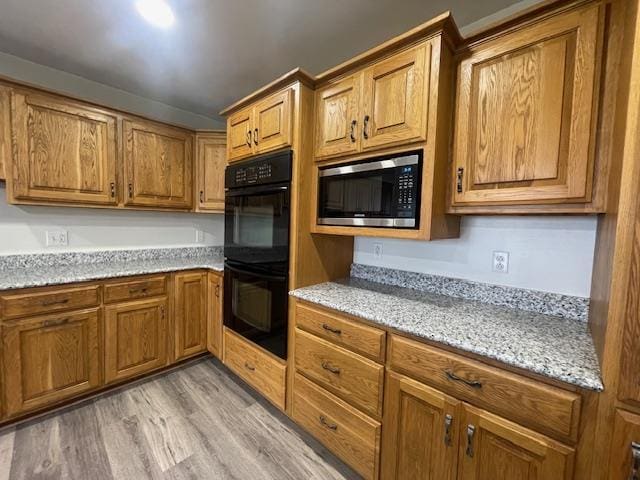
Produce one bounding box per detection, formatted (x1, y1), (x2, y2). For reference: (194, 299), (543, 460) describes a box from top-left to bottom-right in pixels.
(295, 302), (386, 361)
(292, 373), (381, 480)
(223, 328), (286, 410)
(104, 276), (167, 303)
(389, 335), (582, 440)
(295, 329), (384, 418)
(0, 285), (101, 320)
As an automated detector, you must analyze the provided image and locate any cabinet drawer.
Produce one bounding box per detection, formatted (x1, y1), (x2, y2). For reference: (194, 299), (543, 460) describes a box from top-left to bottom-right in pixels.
(292, 373), (380, 480)
(295, 329), (384, 418)
(223, 328), (286, 410)
(0, 285), (101, 320)
(295, 302), (385, 361)
(389, 335), (581, 441)
(104, 276), (167, 303)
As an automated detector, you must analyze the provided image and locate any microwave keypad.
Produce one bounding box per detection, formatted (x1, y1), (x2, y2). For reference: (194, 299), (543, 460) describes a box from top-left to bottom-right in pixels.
(398, 173), (415, 212)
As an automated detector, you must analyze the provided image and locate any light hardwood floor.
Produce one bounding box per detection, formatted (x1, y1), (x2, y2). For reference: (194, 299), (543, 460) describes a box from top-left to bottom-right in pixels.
(0, 358), (359, 480)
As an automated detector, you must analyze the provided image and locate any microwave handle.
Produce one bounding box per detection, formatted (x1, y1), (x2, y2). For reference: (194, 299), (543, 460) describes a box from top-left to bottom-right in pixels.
(225, 263), (287, 282)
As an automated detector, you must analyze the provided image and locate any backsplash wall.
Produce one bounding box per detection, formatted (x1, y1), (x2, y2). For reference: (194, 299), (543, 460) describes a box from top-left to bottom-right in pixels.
(0, 185), (224, 255)
(354, 216), (598, 297)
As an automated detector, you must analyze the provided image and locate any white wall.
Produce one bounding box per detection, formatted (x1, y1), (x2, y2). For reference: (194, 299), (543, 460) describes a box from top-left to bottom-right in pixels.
(354, 216), (598, 297)
(0, 185), (224, 255)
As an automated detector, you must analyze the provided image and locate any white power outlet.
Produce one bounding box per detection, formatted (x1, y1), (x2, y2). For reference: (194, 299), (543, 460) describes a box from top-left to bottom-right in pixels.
(46, 230), (68, 247)
(373, 243), (383, 259)
(195, 229), (205, 243)
(492, 251), (509, 273)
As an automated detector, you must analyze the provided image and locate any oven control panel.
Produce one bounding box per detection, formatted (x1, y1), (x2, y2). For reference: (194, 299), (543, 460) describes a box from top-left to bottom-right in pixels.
(234, 163), (274, 185)
(226, 150), (292, 189)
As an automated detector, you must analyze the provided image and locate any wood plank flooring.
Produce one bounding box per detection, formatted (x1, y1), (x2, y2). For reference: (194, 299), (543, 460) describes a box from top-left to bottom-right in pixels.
(0, 358), (359, 480)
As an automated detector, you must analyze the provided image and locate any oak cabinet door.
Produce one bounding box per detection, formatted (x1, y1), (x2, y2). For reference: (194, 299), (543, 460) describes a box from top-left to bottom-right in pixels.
(104, 298), (168, 384)
(314, 74), (362, 159)
(253, 88), (292, 155)
(2, 308), (102, 416)
(610, 409), (640, 479)
(174, 272), (208, 360)
(196, 132), (226, 211)
(458, 404), (574, 480)
(206, 273), (224, 359)
(11, 91), (118, 205)
(452, 3), (603, 206)
(381, 371), (459, 480)
(227, 106), (253, 162)
(0, 86), (11, 181)
(361, 42), (431, 151)
(123, 119), (194, 209)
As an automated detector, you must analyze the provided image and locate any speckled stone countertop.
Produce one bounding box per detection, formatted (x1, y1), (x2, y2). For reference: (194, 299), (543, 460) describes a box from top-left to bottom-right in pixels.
(290, 278), (603, 391)
(0, 246), (224, 290)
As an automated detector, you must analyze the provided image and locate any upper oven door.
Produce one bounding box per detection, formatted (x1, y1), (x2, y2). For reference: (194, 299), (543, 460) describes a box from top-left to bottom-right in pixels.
(224, 183), (290, 265)
(317, 152), (421, 228)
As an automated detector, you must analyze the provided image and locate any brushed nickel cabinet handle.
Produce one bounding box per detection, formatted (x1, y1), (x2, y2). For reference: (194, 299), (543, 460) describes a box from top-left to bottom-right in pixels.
(322, 323), (342, 335)
(319, 415), (338, 431)
(632, 441), (640, 480)
(444, 414), (453, 446)
(40, 298), (69, 307)
(349, 120), (357, 142)
(456, 167), (464, 194)
(110, 182), (116, 198)
(466, 424), (475, 458)
(321, 361), (340, 375)
(200, 191), (204, 203)
(128, 183), (133, 197)
(43, 317), (70, 327)
(363, 115), (370, 139)
(129, 287), (148, 295)
(445, 370), (482, 389)
(160, 306), (165, 319)
(215, 285), (220, 298)
(246, 130), (252, 147)
(253, 128), (258, 145)
(245, 362), (256, 371)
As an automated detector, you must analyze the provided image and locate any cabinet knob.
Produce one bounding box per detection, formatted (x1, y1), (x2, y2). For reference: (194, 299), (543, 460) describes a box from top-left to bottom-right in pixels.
(200, 191), (204, 204)
(215, 284), (220, 298)
(456, 168), (464, 194)
(319, 415), (338, 431)
(363, 115), (370, 139)
(444, 414), (453, 446)
(466, 424), (476, 457)
(110, 182), (116, 198)
(128, 183), (133, 197)
(253, 128), (258, 146)
(350, 120), (357, 143)
(246, 130), (252, 147)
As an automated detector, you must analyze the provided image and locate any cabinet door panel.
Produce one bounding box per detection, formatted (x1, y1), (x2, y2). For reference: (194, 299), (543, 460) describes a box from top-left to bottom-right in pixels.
(453, 3), (603, 206)
(174, 272), (208, 360)
(361, 43), (431, 150)
(314, 74), (361, 159)
(124, 119), (193, 209)
(227, 107), (253, 162)
(253, 89), (292, 154)
(381, 372), (459, 480)
(2, 308), (102, 416)
(196, 133), (226, 211)
(610, 409), (640, 480)
(0, 85), (11, 181)
(206, 273), (223, 358)
(105, 298), (168, 384)
(11, 92), (118, 205)
(458, 404), (574, 480)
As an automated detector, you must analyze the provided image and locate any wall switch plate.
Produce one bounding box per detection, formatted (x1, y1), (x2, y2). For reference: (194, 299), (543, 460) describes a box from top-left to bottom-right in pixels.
(195, 229), (205, 243)
(373, 242), (383, 259)
(492, 251), (509, 273)
(46, 230), (68, 247)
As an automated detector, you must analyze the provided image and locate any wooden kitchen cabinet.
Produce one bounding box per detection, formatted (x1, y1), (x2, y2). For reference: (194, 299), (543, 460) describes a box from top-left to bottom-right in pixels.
(9, 90), (118, 205)
(381, 371), (459, 480)
(0, 85), (11, 181)
(451, 2), (604, 210)
(104, 297), (168, 384)
(610, 409), (640, 480)
(174, 272), (208, 360)
(2, 308), (102, 417)
(206, 272), (224, 358)
(196, 131), (226, 212)
(226, 88), (293, 162)
(123, 119), (194, 209)
(458, 403), (574, 480)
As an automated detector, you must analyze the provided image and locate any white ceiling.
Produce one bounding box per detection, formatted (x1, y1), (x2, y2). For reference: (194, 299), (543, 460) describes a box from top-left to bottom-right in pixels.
(0, 0), (519, 122)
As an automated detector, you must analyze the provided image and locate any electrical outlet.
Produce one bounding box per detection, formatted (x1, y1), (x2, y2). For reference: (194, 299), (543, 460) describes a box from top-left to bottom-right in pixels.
(373, 243), (383, 259)
(195, 229), (205, 243)
(492, 251), (509, 273)
(46, 230), (68, 247)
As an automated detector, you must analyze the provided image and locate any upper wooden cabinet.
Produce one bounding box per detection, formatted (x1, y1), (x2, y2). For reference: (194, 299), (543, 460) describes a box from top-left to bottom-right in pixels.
(226, 87), (293, 162)
(314, 42), (431, 160)
(174, 271), (208, 361)
(123, 119), (194, 209)
(0, 86), (11, 181)
(9, 91), (118, 205)
(451, 2), (604, 211)
(196, 131), (226, 212)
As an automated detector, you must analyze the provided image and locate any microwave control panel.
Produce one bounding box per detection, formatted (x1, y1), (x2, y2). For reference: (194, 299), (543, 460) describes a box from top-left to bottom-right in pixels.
(396, 165), (418, 217)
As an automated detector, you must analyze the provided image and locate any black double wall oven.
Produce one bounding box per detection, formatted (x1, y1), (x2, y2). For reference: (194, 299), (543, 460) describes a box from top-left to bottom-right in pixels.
(224, 151), (292, 360)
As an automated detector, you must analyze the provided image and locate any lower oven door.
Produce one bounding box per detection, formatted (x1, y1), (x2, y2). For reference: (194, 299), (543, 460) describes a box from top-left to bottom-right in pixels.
(224, 261), (288, 359)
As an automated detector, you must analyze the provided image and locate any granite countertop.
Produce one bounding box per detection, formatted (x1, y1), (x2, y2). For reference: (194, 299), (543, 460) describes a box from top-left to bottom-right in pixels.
(290, 277), (603, 391)
(0, 247), (224, 290)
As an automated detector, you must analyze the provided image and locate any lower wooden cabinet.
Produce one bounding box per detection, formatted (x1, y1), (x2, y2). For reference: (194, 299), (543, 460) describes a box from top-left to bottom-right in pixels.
(610, 409), (640, 480)
(381, 371), (459, 480)
(104, 297), (168, 384)
(206, 272), (224, 358)
(2, 308), (102, 417)
(174, 271), (208, 360)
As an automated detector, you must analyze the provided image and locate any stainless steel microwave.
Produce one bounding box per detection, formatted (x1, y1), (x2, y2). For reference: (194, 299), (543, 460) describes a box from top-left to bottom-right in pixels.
(317, 151), (422, 228)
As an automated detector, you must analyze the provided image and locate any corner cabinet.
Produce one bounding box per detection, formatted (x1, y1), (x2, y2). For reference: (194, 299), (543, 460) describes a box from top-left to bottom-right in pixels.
(226, 88), (293, 162)
(196, 131), (226, 212)
(450, 2), (605, 212)
(9, 90), (118, 205)
(123, 119), (194, 209)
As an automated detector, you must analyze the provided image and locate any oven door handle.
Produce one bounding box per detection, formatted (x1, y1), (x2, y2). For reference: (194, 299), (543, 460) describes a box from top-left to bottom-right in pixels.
(224, 185), (289, 197)
(225, 263), (287, 282)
